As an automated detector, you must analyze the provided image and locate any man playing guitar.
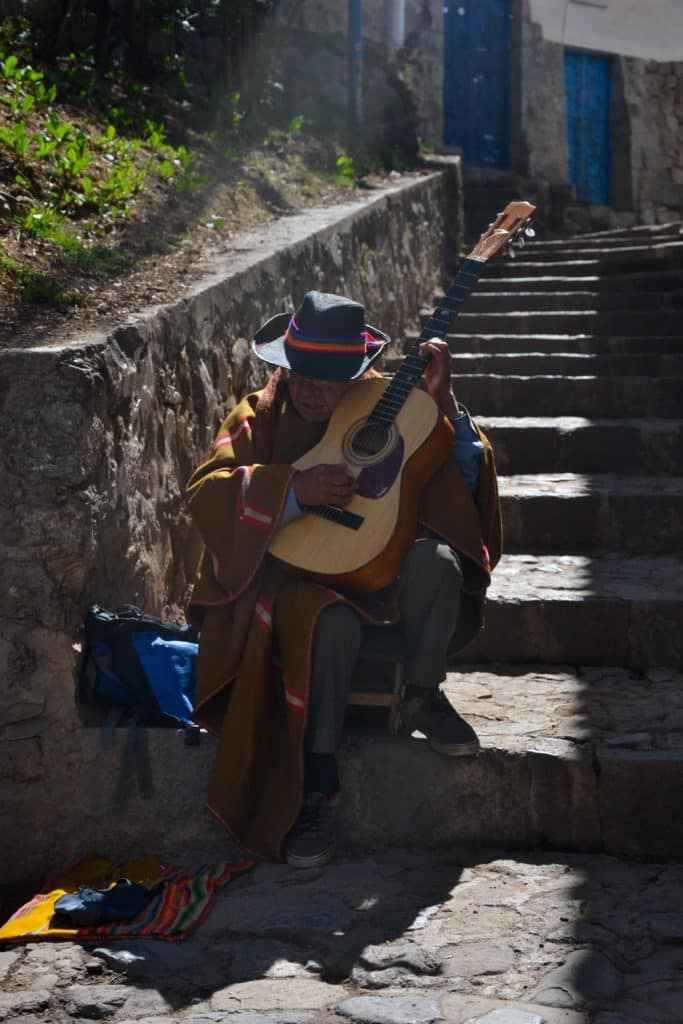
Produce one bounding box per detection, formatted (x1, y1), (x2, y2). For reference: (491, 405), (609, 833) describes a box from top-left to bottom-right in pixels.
(186, 290), (501, 868)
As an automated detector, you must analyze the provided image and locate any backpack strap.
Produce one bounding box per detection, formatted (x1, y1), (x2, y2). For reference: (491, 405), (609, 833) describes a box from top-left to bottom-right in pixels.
(114, 717), (153, 807)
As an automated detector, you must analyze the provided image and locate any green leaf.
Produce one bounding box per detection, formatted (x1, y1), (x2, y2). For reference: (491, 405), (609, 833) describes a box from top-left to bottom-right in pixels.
(158, 159), (175, 178)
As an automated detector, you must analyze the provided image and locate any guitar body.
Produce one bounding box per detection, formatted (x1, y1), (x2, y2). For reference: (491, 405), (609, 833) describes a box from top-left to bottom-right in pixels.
(269, 378), (454, 593)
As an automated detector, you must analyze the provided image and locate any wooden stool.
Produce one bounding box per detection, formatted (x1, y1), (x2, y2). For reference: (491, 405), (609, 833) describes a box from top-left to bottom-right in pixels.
(347, 624), (408, 735)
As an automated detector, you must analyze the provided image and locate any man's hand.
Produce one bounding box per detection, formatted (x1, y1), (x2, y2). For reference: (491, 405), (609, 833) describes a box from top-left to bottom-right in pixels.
(293, 464), (357, 507)
(420, 339), (460, 418)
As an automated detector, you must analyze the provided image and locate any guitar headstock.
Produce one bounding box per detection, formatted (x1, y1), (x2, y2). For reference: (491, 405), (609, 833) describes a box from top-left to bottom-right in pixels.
(468, 201), (536, 262)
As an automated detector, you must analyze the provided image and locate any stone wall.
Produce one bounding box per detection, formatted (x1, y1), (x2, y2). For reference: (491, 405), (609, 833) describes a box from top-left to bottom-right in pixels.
(0, 164), (463, 885)
(622, 58), (683, 224)
(272, 0), (444, 152)
(513, 12), (569, 185)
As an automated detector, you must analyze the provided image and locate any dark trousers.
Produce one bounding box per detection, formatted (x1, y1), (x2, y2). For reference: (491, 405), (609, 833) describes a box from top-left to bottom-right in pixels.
(305, 540), (464, 754)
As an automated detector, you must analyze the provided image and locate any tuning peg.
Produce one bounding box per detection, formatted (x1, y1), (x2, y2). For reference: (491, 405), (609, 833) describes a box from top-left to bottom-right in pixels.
(525, 226), (536, 239)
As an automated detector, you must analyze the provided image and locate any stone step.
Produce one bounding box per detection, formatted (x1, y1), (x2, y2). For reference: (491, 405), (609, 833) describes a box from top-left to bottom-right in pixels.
(455, 374), (683, 417)
(461, 289), (683, 313)
(479, 416), (683, 475)
(422, 309), (683, 335)
(567, 218), (682, 238)
(448, 351), (683, 375)
(524, 228), (683, 250)
(378, 662), (683, 857)
(482, 253), (683, 277)
(499, 473), (683, 553)
(438, 664), (683, 857)
(15, 664), (681, 880)
(408, 331), (683, 354)
(465, 553), (683, 668)
(500, 239), (683, 262)
(474, 269), (683, 293)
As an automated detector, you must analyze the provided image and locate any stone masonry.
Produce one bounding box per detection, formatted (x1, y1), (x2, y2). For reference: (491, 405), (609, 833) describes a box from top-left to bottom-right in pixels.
(0, 164), (462, 886)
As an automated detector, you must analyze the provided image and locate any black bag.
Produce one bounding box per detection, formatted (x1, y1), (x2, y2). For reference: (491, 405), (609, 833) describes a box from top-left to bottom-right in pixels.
(79, 604), (201, 805)
(79, 603), (199, 729)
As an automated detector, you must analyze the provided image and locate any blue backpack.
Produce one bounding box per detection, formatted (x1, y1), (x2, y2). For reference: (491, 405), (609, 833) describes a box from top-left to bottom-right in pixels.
(80, 604), (201, 804)
(80, 604), (199, 730)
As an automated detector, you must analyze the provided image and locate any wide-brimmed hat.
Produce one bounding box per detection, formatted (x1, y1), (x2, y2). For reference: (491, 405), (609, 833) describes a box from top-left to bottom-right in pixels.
(251, 290), (391, 382)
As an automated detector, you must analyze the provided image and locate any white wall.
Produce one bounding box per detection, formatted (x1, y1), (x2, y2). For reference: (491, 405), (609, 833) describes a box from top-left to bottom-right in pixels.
(529, 0), (683, 61)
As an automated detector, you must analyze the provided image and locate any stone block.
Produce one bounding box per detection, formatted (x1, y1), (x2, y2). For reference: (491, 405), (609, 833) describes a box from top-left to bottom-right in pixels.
(338, 736), (535, 850)
(528, 739), (601, 852)
(210, 978), (340, 1012)
(60, 983), (129, 1018)
(598, 749), (683, 857)
(336, 994), (443, 1023)
(527, 949), (623, 1008)
(439, 992), (587, 1023)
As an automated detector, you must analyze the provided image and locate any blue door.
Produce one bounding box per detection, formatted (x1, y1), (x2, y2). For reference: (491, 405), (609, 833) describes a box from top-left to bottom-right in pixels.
(564, 50), (611, 203)
(443, 0), (511, 168)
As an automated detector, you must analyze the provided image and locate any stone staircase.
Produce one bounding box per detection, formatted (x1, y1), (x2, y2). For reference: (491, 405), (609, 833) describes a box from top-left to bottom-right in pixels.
(29, 222), (683, 881)
(377, 220), (683, 858)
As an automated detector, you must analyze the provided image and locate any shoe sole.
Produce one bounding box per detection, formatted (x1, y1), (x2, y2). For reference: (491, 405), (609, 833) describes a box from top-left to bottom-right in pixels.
(427, 736), (480, 758)
(284, 844), (336, 869)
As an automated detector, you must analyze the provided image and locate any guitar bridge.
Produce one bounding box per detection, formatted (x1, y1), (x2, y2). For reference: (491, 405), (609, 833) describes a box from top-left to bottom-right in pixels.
(301, 504), (364, 530)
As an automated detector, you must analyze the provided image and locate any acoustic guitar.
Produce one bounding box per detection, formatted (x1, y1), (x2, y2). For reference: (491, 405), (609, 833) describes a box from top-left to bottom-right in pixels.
(269, 201), (536, 593)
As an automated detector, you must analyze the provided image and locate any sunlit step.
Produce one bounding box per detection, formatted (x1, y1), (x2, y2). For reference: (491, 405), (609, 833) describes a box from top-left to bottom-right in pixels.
(455, 374), (683, 417)
(499, 473), (683, 552)
(446, 352), (683, 376)
(478, 416), (683, 474)
(466, 553), (683, 668)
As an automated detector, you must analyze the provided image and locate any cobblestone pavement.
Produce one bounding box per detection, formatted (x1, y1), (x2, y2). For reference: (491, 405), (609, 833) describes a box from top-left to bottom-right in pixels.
(3, 847), (683, 1023)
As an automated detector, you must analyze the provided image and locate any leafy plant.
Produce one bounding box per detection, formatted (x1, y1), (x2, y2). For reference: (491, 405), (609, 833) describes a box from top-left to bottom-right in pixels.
(334, 152), (356, 184)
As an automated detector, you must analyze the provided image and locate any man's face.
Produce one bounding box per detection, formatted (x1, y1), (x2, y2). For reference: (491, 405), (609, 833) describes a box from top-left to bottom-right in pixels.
(286, 372), (352, 423)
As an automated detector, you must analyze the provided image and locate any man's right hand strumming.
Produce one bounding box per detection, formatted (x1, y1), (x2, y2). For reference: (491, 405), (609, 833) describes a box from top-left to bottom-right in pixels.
(293, 464), (357, 507)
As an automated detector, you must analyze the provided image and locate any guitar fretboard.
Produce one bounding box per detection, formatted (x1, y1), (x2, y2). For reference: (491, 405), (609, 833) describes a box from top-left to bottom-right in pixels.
(368, 256), (484, 428)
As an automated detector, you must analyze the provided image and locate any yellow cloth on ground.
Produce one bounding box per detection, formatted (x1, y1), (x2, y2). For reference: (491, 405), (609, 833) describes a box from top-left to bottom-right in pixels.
(0, 853), (252, 943)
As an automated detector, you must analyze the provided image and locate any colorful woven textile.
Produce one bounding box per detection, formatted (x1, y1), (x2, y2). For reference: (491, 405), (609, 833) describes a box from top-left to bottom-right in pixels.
(0, 852), (253, 943)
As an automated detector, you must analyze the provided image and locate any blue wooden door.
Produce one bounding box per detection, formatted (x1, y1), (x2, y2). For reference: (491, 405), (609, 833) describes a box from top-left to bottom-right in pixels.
(564, 50), (611, 203)
(443, 0), (511, 168)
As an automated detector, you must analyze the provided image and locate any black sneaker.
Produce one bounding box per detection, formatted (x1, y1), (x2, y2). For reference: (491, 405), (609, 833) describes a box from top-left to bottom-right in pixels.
(400, 688), (480, 757)
(284, 792), (336, 868)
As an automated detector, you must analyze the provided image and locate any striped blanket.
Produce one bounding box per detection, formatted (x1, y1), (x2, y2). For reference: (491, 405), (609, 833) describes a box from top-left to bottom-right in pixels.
(0, 852), (253, 943)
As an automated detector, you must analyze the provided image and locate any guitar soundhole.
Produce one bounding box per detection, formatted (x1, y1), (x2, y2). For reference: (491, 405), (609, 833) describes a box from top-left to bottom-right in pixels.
(350, 422), (390, 458)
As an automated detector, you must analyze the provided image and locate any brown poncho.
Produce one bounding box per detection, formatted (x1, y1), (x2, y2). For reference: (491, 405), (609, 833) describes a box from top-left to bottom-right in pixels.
(185, 375), (502, 860)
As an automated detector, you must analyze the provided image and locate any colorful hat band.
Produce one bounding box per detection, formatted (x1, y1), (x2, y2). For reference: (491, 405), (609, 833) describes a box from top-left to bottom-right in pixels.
(284, 315), (371, 356)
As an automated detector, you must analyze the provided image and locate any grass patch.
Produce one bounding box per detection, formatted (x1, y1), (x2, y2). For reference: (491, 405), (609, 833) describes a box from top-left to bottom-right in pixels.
(1, 245), (77, 306)
(62, 239), (131, 275)
(19, 206), (131, 275)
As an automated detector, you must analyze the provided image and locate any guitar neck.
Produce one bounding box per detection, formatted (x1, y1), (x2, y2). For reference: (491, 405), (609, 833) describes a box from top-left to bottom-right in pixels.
(369, 255), (486, 428)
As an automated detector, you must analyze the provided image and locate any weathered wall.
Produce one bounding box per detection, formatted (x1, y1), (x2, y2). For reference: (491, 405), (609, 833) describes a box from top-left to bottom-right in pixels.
(622, 57), (683, 224)
(529, 0), (683, 63)
(0, 164), (463, 885)
(273, 0), (444, 151)
(513, 12), (569, 185)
